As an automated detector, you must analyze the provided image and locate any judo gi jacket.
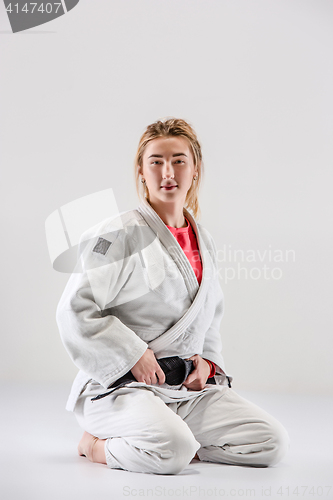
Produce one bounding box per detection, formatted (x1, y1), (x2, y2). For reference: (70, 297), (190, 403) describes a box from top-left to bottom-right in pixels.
(56, 198), (231, 411)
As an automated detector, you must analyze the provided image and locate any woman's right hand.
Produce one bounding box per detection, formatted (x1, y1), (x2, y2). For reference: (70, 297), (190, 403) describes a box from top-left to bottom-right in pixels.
(130, 348), (166, 385)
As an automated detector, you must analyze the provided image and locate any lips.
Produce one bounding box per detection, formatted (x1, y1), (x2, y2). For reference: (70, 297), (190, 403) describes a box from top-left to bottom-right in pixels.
(161, 184), (178, 189)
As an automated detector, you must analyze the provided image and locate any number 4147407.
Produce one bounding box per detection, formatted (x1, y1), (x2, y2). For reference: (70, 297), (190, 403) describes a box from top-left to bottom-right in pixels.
(5, 3), (62, 14)
(276, 486), (332, 496)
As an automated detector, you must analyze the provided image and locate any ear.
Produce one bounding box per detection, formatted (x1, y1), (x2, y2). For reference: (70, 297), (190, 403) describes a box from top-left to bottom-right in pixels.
(194, 159), (201, 178)
(137, 165), (143, 176)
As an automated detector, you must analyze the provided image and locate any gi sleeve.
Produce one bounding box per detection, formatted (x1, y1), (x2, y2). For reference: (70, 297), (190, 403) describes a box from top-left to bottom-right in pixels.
(56, 226), (148, 389)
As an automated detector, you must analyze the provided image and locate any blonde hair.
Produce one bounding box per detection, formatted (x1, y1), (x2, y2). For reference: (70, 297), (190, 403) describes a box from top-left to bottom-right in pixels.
(134, 117), (203, 220)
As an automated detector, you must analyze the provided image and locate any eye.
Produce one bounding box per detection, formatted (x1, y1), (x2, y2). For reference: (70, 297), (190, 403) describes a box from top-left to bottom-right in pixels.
(151, 161), (161, 165)
(174, 160), (185, 164)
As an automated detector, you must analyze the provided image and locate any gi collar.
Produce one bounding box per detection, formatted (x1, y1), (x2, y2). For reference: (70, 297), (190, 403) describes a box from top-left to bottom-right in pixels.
(136, 198), (214, 353)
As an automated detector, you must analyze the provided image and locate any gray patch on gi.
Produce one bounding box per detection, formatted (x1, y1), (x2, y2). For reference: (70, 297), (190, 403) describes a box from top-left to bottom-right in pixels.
(93, 237), (112, 255)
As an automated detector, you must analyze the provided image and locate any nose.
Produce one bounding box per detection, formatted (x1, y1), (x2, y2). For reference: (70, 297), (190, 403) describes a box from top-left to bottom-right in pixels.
(162, 161), (175, 179)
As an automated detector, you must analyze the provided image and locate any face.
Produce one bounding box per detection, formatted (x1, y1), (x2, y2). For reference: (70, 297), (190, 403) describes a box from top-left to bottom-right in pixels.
(139, 136), (198, 206)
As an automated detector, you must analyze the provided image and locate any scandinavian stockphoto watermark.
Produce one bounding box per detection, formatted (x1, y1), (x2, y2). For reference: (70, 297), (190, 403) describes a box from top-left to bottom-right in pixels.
(45, 189), (295, 287)
(122, 484), (332, 497)
(214, 244), (295, 284)
(45, 188), (121, 273)
(3, 0), (80, 33)
(156, 244), (295, 284)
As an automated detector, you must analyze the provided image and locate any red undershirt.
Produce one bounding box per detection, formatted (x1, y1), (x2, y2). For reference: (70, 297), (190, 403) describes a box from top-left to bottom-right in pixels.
(166, 217), (216, 378)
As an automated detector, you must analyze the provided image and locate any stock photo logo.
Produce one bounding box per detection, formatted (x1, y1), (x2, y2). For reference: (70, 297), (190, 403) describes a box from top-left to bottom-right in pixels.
(3, 0), (80, 33)
(45, 188), (120, 273)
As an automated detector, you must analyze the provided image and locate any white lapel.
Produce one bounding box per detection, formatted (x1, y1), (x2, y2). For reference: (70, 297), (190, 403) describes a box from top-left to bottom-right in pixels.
(136, 198), (214, 353)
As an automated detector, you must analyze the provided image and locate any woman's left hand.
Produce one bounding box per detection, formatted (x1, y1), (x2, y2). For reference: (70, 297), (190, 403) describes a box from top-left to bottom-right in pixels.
(182, 355), (211, 391)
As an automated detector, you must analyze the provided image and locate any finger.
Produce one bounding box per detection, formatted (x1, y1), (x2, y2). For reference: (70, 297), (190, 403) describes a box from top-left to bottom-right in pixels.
(185, 372), (197, 384)
(187, 355), (197, 361)
(156, 366), (166, 385)
(188, 358), (198, 371)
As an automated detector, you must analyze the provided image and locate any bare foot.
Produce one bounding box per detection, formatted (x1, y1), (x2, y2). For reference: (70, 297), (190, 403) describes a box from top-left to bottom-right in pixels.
(78, 431), (96, 458)
(190, 452), (200, 464)
(78, 431), (107, 464)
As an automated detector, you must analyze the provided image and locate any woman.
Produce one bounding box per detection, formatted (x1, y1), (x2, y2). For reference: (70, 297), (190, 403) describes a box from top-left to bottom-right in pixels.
(56, 118), (289, 475)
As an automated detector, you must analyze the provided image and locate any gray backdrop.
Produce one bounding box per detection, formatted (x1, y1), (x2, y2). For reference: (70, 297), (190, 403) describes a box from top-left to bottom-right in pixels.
(1, 0), (332, 394)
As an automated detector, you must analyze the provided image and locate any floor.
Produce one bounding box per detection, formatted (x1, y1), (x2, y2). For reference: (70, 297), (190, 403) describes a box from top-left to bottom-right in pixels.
(1, 383), (332, 500)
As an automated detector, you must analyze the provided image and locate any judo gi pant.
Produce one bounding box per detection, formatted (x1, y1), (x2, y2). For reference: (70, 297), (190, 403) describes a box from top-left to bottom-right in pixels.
(74, 383), (290, 475)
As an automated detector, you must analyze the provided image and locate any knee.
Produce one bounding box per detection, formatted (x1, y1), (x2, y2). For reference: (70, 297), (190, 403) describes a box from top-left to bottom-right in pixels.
(264, 419), (290, 467)
(154, 420), (200, 475)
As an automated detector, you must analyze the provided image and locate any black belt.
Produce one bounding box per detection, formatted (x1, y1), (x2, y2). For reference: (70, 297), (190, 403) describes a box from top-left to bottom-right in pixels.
(91, 356), (216, 402)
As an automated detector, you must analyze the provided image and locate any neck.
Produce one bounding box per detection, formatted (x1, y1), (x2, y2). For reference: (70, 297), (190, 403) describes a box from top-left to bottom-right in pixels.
(147, 198), (187, 228)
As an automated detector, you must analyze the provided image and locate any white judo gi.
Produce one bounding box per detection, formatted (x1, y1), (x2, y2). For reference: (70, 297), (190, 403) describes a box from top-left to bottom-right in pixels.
(56, 198), (289, 474)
